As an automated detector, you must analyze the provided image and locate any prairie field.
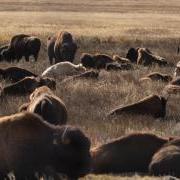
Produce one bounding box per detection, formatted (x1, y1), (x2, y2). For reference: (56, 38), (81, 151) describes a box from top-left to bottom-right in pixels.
(0, 0), (180, 179)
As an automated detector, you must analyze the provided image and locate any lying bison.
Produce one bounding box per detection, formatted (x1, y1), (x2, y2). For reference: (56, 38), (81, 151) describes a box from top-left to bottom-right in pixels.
(91, 133), (170, 174)
(108, 94), (167, 118)
(47, 31), (77, 64)
(19, 86), (67, 125)
(0, 76), (56, 96)
(0, 112), (91, 179)
(137, 48), (167, 66)
(140, 72), (172, 83)
(149, 138), (180, 178)
(81, 53), (114, 69)
(42, 61), (86, 79)
(2, 34), (41, 62)
(105, 62), (133, 71)
(0, 66), (37, 82)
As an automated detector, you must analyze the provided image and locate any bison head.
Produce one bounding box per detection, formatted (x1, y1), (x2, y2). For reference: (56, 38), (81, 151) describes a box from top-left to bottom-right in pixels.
(38, 77), (56, 90)
(51, 125), (91, 178)
(1, 49), (15, 62)
(81, 53), (95, 68)
(126, 48), (138, 63)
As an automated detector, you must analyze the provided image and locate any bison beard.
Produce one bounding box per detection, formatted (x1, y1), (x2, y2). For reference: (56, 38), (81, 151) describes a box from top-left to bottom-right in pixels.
(0, 112), (91, 179)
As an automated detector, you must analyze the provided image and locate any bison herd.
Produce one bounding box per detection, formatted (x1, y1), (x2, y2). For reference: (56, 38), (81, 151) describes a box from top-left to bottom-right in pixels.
(0, 31), (179, 179)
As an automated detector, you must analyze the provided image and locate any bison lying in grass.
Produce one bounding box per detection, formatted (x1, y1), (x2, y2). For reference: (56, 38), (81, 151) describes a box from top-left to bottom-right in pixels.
(108, 94), (167, 118)
(0, 76), (56, 96)
(19, 86), (68, 125)
(91, 133), (170, 174)
(0, 66), (37, 82)
(149, 138), (180, 178)
(0, 112), (91, 179)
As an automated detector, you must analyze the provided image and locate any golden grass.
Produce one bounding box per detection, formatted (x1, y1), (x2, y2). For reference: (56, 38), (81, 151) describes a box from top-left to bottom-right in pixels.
(0, 0), (180, 179)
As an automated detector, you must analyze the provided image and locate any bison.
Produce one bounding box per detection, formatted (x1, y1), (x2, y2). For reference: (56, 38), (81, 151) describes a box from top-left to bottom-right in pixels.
(47, 31), (77, 64)
(137, 48), (167, 66)
(2, 34), (41, 62)
(19, 86), (68, 125)
(105, 62), (133, 71)
(140, 72), (172, 83)
(42, 61), (86, 79)
(81, 53), (114, 69)
(126, 48), (139, 63)
(91, 133), (170, 174)
(108, 94), (167, 118)
(0, 76), (56, 96)
(0, 66), (37, 82)
(149, 138), (180, 178)
(0, 112), (91, 179)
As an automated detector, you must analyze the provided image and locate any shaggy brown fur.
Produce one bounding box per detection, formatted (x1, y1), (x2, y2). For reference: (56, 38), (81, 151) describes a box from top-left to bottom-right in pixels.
(47, 31), (77, 64)
(1, 77), (56, 96)
(2, 34), (41, 62)
(108, 95), (167, 118)
(149, 138), (180, 178)
(81, 53), (114, 69)
(140, 72), (172, 83)
(0, 112), (91, 179)
(0, 66), (37, 82)
(19, 86), (68, 125)
(91, 133), (169, 174)
(137, 48), (167, 66)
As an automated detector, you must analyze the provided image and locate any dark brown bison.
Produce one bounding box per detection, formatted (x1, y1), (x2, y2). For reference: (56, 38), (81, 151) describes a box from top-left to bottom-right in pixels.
(0, 66), (37, 82)
(137, 48), (167, 66)
(81, 53), (114, 69)
(0, 76), (56, 96)
(149, 138), (180, 178)
(2, 34), (41, 62)
(47, 31), (77, 64)
(108, 95), (167, 118)
(19, 86), (67, 125)
(140, 72), (172, 83)
(91, 133), (170, 174)
(0, 112), (91, 179)
(126, 48), (139, 63)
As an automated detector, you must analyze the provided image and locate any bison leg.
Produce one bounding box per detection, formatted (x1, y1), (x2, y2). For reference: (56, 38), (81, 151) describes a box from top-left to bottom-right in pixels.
(34, 53), (39, 62)
(25, 56), (30, 62)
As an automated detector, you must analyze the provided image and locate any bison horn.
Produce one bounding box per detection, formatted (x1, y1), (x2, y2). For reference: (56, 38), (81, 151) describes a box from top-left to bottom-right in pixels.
(61, 126), (70, 145)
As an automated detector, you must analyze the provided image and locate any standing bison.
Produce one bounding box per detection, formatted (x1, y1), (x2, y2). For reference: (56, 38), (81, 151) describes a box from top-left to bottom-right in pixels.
(0, 112), (91, 179)
(2, 34), (41, 62)
(19, 86), (68, 125)
(47, 31), (78, 64)
(91, 133), (170, 174)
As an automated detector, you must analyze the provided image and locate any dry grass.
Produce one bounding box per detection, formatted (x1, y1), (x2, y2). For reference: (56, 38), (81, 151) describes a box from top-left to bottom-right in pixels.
(0, 0), (180, 179)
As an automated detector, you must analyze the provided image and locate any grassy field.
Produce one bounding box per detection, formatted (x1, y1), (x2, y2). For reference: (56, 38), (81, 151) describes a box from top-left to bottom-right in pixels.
(0, 0), (180, 179)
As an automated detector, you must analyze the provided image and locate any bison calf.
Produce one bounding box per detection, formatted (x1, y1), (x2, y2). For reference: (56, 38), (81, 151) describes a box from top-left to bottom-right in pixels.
(91, 133), (169, 174)
(108, 94), (167, 118)
(19, 86), (67, 125)
(0, 112), (91, 179)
